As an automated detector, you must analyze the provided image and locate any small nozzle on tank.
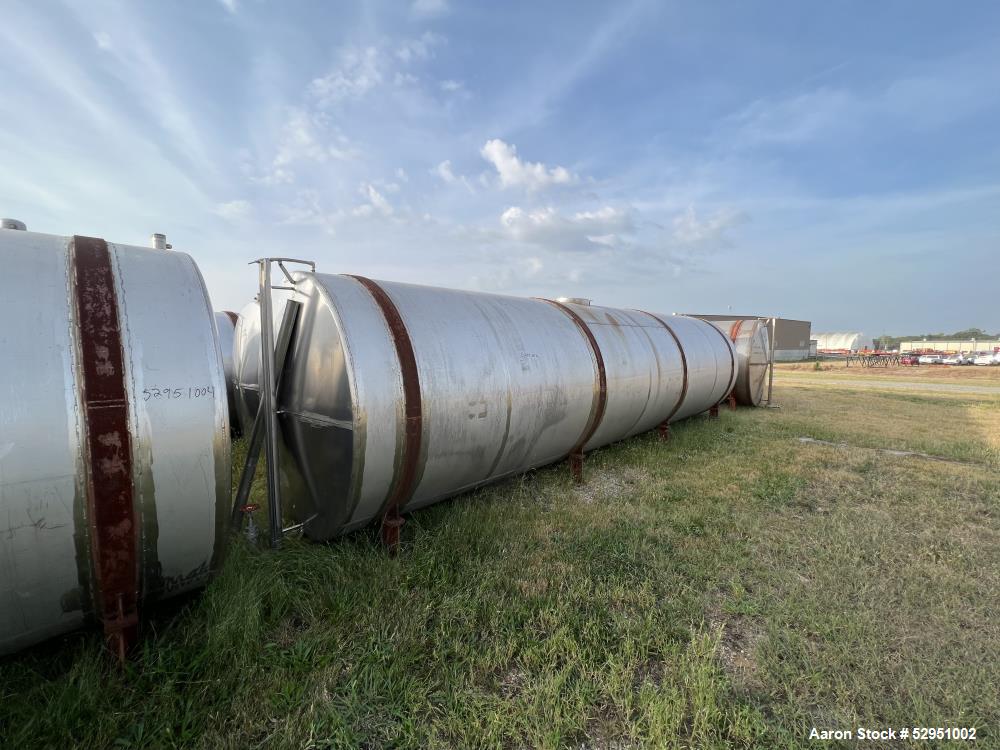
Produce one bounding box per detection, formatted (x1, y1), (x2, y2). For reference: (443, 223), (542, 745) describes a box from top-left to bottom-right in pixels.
(150, 233), (173, 250)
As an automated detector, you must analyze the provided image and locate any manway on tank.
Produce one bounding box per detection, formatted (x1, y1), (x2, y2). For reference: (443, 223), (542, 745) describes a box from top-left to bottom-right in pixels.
(703, 318), (772, 407)
(235, 267), (739, 543)
(0, 224), (230, 659)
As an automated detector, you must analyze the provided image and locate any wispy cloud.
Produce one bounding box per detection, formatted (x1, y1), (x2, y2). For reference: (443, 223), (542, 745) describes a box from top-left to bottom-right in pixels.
(481, 139), (577, 190)
(411, 0), (448, 18)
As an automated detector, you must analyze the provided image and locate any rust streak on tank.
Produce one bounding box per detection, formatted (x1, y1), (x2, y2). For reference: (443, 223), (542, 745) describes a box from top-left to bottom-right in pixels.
(71, 235), (139, 662)
(347, 276), (423, 546)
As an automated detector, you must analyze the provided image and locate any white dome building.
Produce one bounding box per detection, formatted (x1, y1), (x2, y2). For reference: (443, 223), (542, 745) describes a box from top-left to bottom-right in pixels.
(814, 332), (868, 352)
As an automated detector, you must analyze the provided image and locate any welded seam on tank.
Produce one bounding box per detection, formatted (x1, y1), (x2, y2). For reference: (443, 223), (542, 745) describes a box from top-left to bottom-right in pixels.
(346, 276), (424, 518)
(703, 316), (737, 403)
(538, 299), (607, 454)
(70, 235), (140, 653)
(65, 239), (96, 622)
(635, 311), (688, 423)
(187, 254), (232, 578)
(728, 319), (746, 403)
(107, 243), (162, 602)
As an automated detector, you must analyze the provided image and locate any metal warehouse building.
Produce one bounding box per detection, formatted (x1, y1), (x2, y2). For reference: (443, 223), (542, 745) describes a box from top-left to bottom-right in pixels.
(689, 315), (813, 361)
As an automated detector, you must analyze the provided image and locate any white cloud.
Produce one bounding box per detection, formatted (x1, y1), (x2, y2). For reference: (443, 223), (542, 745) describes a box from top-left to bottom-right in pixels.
(500, 205), (632, 251)
(309, 47), (383, 106)
(355, 182), (393, 217)
(481, 139), (577, 190)
(432, 159), (475, 192)
(214, 199), (251, 220)
(671, 206), (746, 249)
(93, 31), (112, 51)
(411, 0), (448, 18)
(440, 79), (463, 92)
(262, 108), (354, 183)
(217, 0), (238, 13)
(395, 32), (444, 64)
(434, 159), (458, 183)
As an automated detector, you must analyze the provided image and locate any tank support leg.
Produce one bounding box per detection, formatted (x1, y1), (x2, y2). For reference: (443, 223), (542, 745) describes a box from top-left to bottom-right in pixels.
(709, 404), (720, 419)
(569, 451), (585, 483)
(381, 510), (404, 555)
(728, 393), (737, 410)
(658, 421), (671, 441)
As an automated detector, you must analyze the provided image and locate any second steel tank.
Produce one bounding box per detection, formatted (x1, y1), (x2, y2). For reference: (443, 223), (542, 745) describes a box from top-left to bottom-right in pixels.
(702, 318), (771, 407)
(236, 273), (737, 540)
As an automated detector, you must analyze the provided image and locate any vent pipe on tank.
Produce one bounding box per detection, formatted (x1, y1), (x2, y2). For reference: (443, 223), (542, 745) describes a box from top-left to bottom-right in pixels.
(150, 232), (172, 250)
(1, 218), (26, 230)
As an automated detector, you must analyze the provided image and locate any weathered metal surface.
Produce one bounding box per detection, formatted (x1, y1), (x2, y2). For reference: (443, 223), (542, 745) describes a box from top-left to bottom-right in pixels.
(232, 291), (292, 435)
(234, 273), (739, 541)
(540, 298), (607, 482)
(71, 236), (139, 658)
(0, 229), (229, 657)
(215, 311), (239, 434)
(700, 317), (771, 407)
(347, 276), (424, 523)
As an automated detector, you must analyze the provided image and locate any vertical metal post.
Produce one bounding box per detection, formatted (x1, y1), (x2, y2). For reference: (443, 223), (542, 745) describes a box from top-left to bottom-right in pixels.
(765, 316), (777, 406)
(257, 260), (283, 549)
(231, 299), (302, 530)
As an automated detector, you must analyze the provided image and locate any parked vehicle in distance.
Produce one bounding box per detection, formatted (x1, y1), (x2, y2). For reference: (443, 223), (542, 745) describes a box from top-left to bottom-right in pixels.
(900, 354), (920, 366)
(972, 352), (996, 366)
(918, 354), (944, 364)
(943, 354), (964, 365)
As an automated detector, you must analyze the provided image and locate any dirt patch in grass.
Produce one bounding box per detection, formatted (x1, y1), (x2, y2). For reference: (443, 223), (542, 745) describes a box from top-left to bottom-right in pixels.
(573, 465), (651, 505)
(705, 596), (765, 691)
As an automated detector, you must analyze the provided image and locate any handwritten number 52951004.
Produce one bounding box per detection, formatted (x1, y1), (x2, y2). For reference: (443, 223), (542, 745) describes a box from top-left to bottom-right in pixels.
(142, 386), (215, 402)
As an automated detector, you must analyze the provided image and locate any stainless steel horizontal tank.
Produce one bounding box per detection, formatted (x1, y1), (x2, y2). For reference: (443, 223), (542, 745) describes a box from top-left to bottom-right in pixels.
(233, 292), (291, 435)
(242, 273), (736, 541)
(701, 318), (771, 407)
(0, 229), (229, 657)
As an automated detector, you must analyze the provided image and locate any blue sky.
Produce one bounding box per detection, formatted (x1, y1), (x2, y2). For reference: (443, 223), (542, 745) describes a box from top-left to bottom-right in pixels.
(2, 1), (998, 335)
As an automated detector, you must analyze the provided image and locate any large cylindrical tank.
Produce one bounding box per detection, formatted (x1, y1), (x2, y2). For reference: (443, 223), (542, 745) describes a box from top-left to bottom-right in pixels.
(214, 311), (241, 436)
(702, 318), (771, 406)
(235, 274), (736, 540)
(232, 292), (291, 435)
(0, 229), (230, 656)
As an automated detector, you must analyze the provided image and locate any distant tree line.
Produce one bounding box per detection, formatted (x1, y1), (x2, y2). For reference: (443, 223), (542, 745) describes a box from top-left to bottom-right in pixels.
(874, 328), (999, 350)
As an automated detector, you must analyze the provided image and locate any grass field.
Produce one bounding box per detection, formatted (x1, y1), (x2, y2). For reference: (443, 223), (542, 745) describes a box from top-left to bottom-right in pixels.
(1, 372), (998, 748)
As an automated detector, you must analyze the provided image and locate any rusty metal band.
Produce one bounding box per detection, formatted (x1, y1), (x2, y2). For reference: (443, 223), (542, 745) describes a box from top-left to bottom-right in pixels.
(539, 299), (607, 455)
(636, 311), (689, 423)
(347, 276), (423, 518)
(729, 319), (745, 342)
(704, 317), (737, 401)
(71, 236), (139, 657)
(223, 310), (238, 327)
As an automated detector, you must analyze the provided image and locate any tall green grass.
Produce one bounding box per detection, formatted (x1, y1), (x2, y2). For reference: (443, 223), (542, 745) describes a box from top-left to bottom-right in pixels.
(1, 385), (997, 748)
